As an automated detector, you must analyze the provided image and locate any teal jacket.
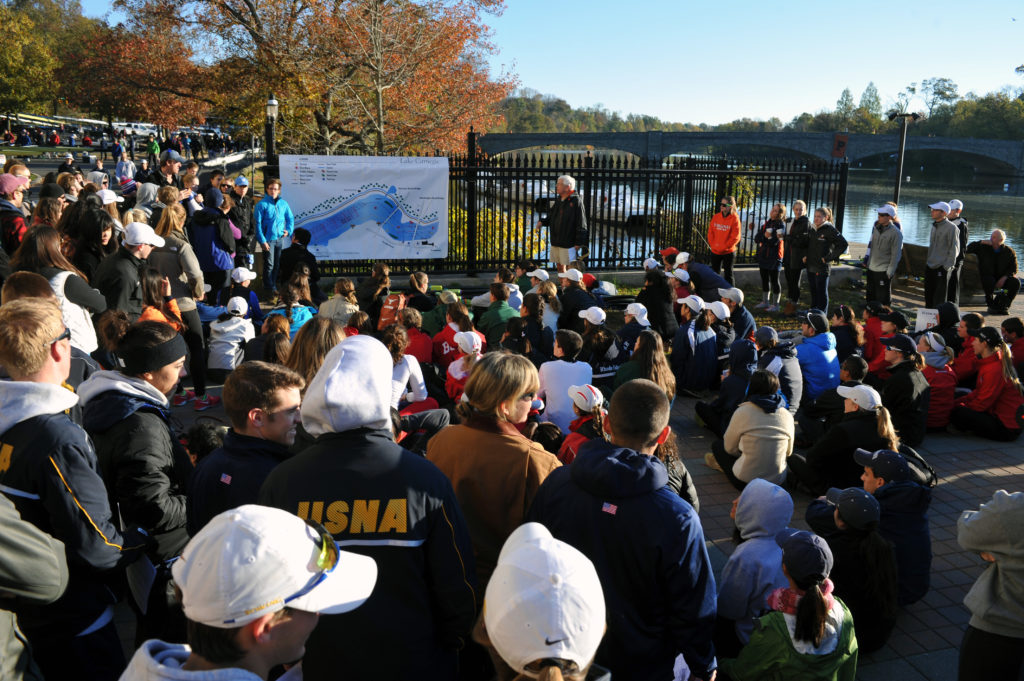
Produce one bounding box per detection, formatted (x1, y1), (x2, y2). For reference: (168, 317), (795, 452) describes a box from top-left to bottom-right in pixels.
(477, 300), (519, 349)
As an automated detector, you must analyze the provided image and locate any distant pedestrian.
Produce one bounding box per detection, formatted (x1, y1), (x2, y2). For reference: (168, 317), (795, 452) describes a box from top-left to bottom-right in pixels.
(947, 199), (969, 304)
(803, 207), (847, 313)
(924, 201), (959, 308)
(864, 204), (903, 305)
(708, 195), (741, 284)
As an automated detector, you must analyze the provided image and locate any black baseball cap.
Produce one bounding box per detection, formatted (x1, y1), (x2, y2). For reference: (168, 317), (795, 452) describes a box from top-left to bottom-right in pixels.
(879, 310), (910, 330)
(880, 333), (916, 355)
(826, 487), (881, 530)
(755, 326), (778, 346)
(853, 448), (911, 483)
(968, 326), (1002, 347)
(775, 529), (833, 584)
(804, 309), (829, 334)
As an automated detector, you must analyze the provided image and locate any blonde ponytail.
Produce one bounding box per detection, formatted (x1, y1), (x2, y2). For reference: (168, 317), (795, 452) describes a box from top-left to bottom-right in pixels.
(996, 340), (1024, 395)
(875, 405), (900, 451)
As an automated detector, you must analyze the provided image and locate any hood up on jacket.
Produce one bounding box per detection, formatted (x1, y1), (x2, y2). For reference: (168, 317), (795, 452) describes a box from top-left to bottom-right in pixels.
(936, 301), (961, 330)
(301, 334), (392, 437)
(135, 182), (160, 212)
(729, 339), (758, 380)
(735, 479), (794, 541)
(78, 370), (170, 432)
(0, 380), (79, 433)
(569, 437), (669, 500)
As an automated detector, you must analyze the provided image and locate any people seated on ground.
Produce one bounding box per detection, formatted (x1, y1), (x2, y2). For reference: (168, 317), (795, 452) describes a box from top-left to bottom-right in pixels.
(538, 329), (592, 434)
(319, 277), (361, 326)
(445, 330), (483, 402)
(243, 314), (290, 363)
(421, 289), (460, 336)
(789, 383), (899, 496)
(345, 310), (375, 336)
(795, 309), (840, 405)
(186, 362), (305, 534)
(956, 490), (1024, 681)
(670, 268), (692, 318)
(636, 268), (678, 342)
(616, 301), (650, 356)
(1002, 317), (1024, 378)
(614, 329), (676, 401)
(866, 309), (908, 381)
(672, 296), (718, 395)
(79, 321), (191, 564)
(708, 300), (735, 358)
(259, 335), (477, 680)
(556, 268), (597, 334)
(917, 331), (957, 430)
(207, 296), (255, 379)
(714, 479), (794, 658)
(718, 530), (858, 681)
(217, 266), (264, 326)
(558, 384), (605, 464)
(120, 505), (377, 681)
(406, 270), (436, 312)
(278, 227), (325, 304)
(967, 228), (1020, 314)
(578, 306), (625, 390)
(428, 352), (560, 590)
(527, 378), (717, 681)
(478, 282), (519, 349)
(380, 322), (437, 414)
(679, 251), (732, 302)
(930, 301), (963, 355)
(520, 292), (554, 359)
(797, 355), (869, 446)
(660, 245), (680, 271)
(265, 281), (316, 339)
(953, 312), (985, 388)
(877, 333), (930, 447)
(580, 272), (608, 308)
(830, 304), (865, 364)
(514, 259), (536, 291)
(284, 316), (346, 393)
(719, 286), (756, 344)
(860, 300), (889, 372)
(805, 487), (899, 654)
(695, 338), (758, 438)
(755, 325), (802, 415)
(471, 266), (523, 312)
(432, 301), (483, 371)
(706, 369), (794, 491)
(474, 522), (609, 681)
(855, 448), (933, 606)
(537, 280), (561, 333)
(501, 317), (550, 369)
(523, 265), (549, 295)
(355, 261), (390, 325)
(950, 326), (1024, 441)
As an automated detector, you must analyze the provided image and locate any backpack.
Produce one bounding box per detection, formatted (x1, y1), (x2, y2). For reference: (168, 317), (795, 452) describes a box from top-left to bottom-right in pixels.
(377, 293), (407, 330)
(50, 271), (99, 354)
(898, 444), (939, 488)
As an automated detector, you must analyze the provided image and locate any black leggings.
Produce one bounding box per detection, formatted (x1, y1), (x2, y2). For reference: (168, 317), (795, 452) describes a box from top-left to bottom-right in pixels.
(759, 268), (781, 295)
(710, 252), (736, 285)
(180, 306), (208, 397)
(959, 625), (1024, 681)
(950, 407), (1021, 442)
(784, 263), (803, 302)
(711, 440), (747, 491)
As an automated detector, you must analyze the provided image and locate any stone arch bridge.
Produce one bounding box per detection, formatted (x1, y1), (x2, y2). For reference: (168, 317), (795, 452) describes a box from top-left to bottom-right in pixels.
(475, 131), (1024, 174)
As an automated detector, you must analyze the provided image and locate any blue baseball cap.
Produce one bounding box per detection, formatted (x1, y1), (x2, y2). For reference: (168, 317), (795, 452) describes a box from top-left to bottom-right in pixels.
(775, 529), (833, 584)
(234, 176), (249, 186)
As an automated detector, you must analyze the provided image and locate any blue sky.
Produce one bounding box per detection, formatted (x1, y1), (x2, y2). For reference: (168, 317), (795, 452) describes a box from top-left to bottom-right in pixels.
(82, 0), (1024, 125)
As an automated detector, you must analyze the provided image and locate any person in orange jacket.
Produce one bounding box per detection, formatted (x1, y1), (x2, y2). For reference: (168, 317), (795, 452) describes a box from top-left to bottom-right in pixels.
(707, 195), (742, 284)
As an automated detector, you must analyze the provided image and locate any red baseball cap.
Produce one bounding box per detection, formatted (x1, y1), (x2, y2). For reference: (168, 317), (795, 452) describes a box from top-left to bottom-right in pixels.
(659, 247), (679, 257)
(581, 273), (597, 287)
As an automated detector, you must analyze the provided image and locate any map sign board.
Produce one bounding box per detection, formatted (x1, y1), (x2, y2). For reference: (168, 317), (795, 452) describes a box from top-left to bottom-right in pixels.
(280, 155), (448, 260)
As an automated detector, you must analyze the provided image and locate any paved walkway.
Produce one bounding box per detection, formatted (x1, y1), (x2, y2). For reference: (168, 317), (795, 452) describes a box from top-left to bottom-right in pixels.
(672, 397), (1024, 680)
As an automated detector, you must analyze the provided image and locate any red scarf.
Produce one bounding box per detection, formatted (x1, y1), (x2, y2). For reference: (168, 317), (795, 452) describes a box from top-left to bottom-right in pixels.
(766, 578), (835, 615)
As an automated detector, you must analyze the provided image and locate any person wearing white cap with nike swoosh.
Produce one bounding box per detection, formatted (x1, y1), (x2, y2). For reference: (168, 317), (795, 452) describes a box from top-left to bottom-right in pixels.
(924, 200), (959, 308)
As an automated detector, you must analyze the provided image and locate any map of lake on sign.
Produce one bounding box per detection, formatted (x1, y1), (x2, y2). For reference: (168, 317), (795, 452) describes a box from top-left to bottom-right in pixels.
(281, 155), (449, 260)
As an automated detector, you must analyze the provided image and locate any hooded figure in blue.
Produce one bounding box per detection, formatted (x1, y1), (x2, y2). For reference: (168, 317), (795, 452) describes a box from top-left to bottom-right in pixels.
(527, 378), (717, 681)
(717, 479), (794, 651)
(695, 339), (758, 437)
(796, 310), (840, 402)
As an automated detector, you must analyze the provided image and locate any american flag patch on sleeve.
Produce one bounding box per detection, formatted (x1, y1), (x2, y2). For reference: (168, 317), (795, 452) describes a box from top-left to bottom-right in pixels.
(219, 473), (232, 485)
(602, 502), (617, 515)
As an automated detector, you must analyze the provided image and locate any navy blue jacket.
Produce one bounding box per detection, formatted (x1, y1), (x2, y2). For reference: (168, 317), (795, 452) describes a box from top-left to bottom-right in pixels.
(875, 480), (932, 605)
(672, 321), (718, 392)
(758, 342), (803, 414)
(187, 430), (291, 534)
(731, 304), (756, 344)
(558, 286), (597, 334)
(705, 340), (758, 429)
(686, 262), (730, 300)
(259, 428), (477, 681)
(527, 438), (717, 681)
(615, 319), (646, 356)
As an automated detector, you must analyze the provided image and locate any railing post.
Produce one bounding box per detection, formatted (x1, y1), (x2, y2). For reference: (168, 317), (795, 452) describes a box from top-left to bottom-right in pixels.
(683, 156), (695, 249)
(466, 127), (478, 274)
(835, 160), (849, 234)
(582, 151), (594, 267)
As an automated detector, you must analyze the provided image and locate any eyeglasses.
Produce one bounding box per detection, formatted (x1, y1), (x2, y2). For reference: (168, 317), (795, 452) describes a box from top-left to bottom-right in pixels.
(282, 519), (339, 606)
(51, 326), (71, 346)
(519, 391), (536, 402)
(720, 203), (731, 208)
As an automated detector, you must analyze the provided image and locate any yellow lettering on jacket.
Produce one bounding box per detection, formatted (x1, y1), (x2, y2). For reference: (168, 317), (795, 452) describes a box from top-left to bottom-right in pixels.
(325, 501), (349, 534)
(0, 444), (12, 474)
(310, 501), (324, 523)
(296, 501), (310, 520)
(350, 499), (380, 533)
(377, 499), (408, 533)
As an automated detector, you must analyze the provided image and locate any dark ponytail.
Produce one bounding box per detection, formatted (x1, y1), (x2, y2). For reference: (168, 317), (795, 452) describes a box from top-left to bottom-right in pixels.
(793, 579), (829, 647)
(694, 308), (714, 332)
(858, 524), (899, 621)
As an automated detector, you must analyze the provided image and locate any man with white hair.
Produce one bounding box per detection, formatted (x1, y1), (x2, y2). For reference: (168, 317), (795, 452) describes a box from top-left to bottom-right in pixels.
(543, 174), (586, 273)
(947, 199), (969, 304)
(259, 335), (477, 681)
(967, 229), (1020, 314)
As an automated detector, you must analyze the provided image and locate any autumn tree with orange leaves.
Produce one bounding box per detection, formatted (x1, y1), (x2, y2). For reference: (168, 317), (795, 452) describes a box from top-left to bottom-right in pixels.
(113, 0), (515, 154)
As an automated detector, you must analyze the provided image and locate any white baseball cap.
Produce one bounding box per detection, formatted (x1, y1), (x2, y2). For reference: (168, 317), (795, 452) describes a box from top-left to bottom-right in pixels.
(455, 330), (482, 355)
(227, 296), (249, 316)
(568, 384), (604, 412)
(578, 306), (606, 326)
(96, 188), (124, 205)
(625, 302), (650, 326)
(948, 199), (963, 211)
(526, 269), (549, 281)
(679, 295), (705, 314)
(231, 266), (257, 283)
(837, 384), (882, 410)
(123, 222), (165, 248)
(929, 201), (951, 213)
(642, 257), (660, 271)
(484, 523), (606, 675)
(171, 505), (377, 628)
(876, 205), (896, 217)
(708, 300), (731, 320)
(677, 251), (691, 264)
(672, 268), (691, 283)
(718, 287), (744, 305)
(558, 268), (583, 282)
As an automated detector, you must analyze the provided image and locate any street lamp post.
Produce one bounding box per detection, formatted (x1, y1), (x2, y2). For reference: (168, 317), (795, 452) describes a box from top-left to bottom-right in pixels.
(263, 94), (279, 187)
(888, 110), (924, 204)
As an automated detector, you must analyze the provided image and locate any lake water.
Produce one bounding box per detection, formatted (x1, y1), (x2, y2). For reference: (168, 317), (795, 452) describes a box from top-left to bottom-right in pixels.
(841, 172), (1024, 252)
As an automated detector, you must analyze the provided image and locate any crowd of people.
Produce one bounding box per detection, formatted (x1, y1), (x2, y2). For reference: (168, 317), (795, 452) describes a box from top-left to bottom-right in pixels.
(0, 167), (1022, 681)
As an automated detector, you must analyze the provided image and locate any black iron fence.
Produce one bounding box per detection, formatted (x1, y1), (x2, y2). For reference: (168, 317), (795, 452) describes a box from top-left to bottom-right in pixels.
(319, 132), (848, 277)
